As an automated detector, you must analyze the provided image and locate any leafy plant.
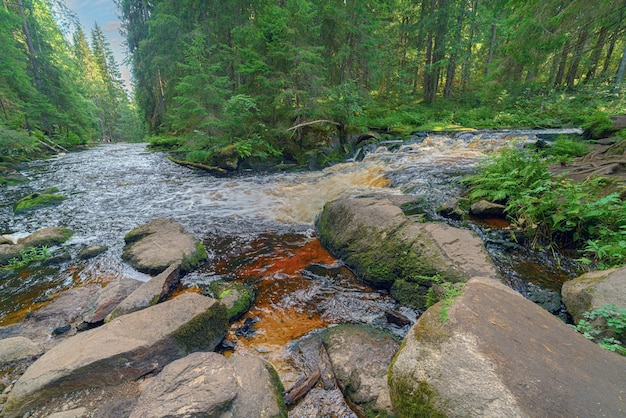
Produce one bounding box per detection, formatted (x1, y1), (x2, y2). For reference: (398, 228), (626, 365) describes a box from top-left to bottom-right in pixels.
(2, 246), (51, 270)
(571, 305), (626, 355)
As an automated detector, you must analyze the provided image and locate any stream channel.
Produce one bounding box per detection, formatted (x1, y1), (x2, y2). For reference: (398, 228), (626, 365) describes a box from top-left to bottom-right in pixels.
(0, 130), (582, 393)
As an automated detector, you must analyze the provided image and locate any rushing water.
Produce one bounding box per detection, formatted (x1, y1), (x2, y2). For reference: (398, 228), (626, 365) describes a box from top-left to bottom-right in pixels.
(0, 132), (580, 358)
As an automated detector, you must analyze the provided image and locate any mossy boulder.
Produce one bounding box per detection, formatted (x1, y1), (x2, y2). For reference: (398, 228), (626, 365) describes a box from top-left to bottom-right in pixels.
(389, 277), (626, 417)
(207, 280), (254, 321)
(562, 266), (626, 323)
(14, 187), (67, 214)
(122, 218), (207, 274)
(314, 196), (497, 310)
(212, 144), (239, 171)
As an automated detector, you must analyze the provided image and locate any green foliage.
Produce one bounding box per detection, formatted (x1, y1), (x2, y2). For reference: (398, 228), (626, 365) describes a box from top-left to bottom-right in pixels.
(2, 246), (51, 271)
(572, 305), (626, 355)
(541, 137), (591, 162)
(464, 148), (626, 268)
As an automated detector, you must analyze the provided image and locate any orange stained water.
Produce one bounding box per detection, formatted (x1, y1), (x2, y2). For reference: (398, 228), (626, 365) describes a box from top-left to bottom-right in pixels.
(220, 238), (353, 349)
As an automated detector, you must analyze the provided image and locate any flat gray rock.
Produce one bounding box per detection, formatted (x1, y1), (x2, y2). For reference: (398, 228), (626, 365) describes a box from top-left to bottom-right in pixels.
(122, 218), (207, 274)
(2, 293), (228, 418)
(106, 263), (181, 321)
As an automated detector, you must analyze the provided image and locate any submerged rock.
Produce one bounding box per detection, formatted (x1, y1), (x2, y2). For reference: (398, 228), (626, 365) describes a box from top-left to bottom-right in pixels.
(1, 293), (228, 418)
(122, 218), (207, 274)
(315, 196), (497, 310)
(389, 277), (626, 417)
(77, 245), (108, 260)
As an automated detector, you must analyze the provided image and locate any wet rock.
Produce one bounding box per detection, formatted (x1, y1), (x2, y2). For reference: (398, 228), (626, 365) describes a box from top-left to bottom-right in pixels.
(1, 293), (228, 418)
(122, 218), (207, 275)
(0, 286), (97, 347)
(525, 284), (563, 315)
(52, 324), (71, 336)
(389, 277), (626, 417)
(79, 278), (142, 328)
(469, 199), (506, 218)
(129, 352), (285, 418)
(235, 317), (258, 339)
(288, 331), (336, 392)
(207, 280), (254, 321)
(384, 309), (412, 327)
(315, 196), (498, 310)
(562, 266), (626, 323)
(107, 263), (181, 321)
(77, 245), (108, 260)
(323, 324), (400, 416)
(436, 198), (464, 220)
(0, 337), (43, 364)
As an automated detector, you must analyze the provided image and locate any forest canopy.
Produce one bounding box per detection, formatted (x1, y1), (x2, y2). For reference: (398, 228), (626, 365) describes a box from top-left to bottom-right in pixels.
(0, 0), (142, 147)
(116, 0), (626, 164)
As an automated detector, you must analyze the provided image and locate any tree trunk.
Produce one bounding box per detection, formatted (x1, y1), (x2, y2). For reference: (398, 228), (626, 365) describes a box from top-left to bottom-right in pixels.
(554, 39), (570, 87)
(460, 0), (478, 91)
(613, 44), (626, 92)
(444, 0), (466, 98)
(585, 25), (608, 82)
(601, 32), (617, 78)
(565, 28), (589, 89)
(18, 0), (42, 95)
(485, 22), (497, 77)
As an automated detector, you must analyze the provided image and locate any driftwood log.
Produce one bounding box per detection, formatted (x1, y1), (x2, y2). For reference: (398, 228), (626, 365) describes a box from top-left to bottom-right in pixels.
(283, 368), (321, 405)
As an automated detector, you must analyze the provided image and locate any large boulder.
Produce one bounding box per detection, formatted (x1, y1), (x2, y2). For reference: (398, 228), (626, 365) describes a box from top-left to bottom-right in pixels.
(561, 266), (626, 323)
(323, 324), (399, 416)
(129, 352), (286, 418)
(122, 218), (207, 274)
(1, 293), (228, 418)
(106, 262), (181, 321)
(315, 196), (497, 310)
(389, 277), (626, 417)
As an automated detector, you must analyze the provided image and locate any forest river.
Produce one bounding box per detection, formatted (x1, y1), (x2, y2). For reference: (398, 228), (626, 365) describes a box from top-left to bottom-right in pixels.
(0, 131), (581, 386)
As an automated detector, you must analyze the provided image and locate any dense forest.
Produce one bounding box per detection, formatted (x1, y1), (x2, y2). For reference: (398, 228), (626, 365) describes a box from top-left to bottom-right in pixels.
(116, 0), (626, 166)
(2, 1), (626, 167)
(0, 0), (142, 160)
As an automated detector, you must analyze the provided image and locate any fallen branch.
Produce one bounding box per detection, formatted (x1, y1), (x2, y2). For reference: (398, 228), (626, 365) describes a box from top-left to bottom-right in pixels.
(283, 368), (321, 405)
(287, 120), (340, 131)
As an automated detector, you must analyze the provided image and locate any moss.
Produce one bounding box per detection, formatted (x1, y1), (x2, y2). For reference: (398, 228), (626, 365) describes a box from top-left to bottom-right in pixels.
(14, 187), (67, 214)
(208, 280), (254, 321)
(172, 302), (228, 353)
(264, 362), (288, 417)
(389, 378), (447, 418)
(180, 241), (208, 273)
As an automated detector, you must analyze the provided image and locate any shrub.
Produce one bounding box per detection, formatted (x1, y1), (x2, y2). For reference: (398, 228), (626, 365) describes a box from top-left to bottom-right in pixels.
(572, 305), (626, 355)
